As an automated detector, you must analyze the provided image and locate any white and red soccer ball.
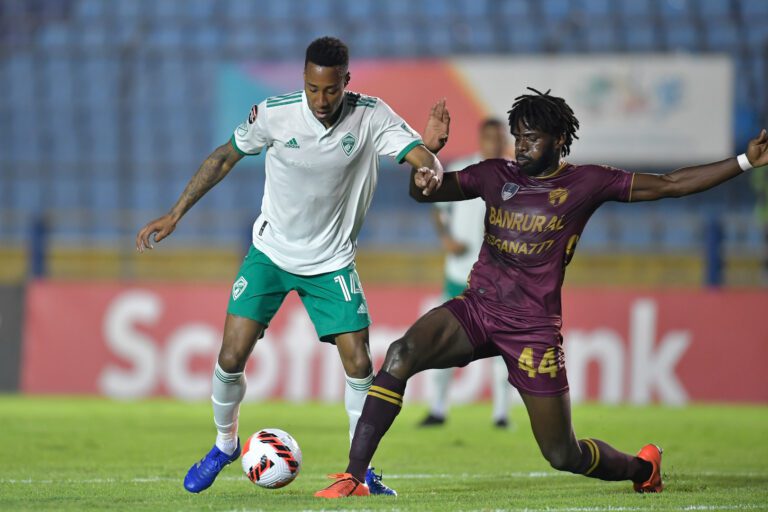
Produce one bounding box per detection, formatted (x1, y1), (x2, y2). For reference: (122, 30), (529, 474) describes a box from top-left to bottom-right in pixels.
(241, 429), (302, 489)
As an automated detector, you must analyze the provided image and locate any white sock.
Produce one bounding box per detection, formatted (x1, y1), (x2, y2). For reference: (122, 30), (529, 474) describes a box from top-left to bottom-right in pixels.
(211, 363), (246, 455)
(345, 372), (374, 443)
(429, 368), (454, 418)
(491, 357), (511, 422)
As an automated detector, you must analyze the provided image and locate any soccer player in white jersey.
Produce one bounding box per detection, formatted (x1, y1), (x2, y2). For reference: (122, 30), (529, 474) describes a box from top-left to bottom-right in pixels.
(135, 37), (449, 496)
(419, 119), (515, 429)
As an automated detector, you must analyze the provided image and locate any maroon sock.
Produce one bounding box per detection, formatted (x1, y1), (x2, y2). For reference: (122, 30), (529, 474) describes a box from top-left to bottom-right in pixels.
(346, 371), (406, 481)
(576, 439), (653, 482)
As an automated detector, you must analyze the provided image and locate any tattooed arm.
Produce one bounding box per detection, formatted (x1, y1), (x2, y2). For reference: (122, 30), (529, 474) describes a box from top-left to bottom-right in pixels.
(136, 141), (243, 252)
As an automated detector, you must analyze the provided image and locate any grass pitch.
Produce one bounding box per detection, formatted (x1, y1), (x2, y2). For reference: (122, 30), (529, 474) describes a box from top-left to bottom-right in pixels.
(0, 397), (766, 511)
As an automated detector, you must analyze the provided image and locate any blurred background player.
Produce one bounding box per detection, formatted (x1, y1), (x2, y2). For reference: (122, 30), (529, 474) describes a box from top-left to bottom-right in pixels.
(420, 118), (514, 429)
(136, 36), (448, 496)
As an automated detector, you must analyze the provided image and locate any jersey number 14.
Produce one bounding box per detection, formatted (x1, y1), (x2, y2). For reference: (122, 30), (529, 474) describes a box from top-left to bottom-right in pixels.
(334, 272), (363, 302)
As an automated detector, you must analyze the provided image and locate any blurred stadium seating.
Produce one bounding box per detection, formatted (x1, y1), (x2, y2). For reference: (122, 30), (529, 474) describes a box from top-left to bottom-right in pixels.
(1, 0), (766, 285)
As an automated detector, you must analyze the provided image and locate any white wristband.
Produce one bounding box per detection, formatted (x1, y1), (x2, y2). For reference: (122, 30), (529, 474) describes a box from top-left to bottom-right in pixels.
(737, 153), (753, 171)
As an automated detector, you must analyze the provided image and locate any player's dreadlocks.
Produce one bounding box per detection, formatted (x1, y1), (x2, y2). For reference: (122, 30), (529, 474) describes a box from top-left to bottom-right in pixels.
(507, 88), (580, 157)
(305, 36), (349, 69)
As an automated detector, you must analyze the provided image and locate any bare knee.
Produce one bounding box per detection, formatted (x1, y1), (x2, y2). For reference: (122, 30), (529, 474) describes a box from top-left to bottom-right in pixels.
(343, 350), (373, 378)
(382, 337), (417, 379)
(218, 324), (262, 373)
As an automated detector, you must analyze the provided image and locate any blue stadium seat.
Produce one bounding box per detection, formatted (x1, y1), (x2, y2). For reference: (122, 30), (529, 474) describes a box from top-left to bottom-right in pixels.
(298, 0), (333, 22)
(74, 0), (106, 20)
(658, 0), (693, 21)
(703, 21), (741, 51)
(502, 24), (543, 53)
(499, 0), (532, 21)
(584, 24), (620, 52)
(351, 28), (379, 57)
(224, 0), (257, 22)
(422, 24), (454, 56)
(455, 0), (492, 19)
(739, 0), (768, 22)
(579, 0), (614, 19)
(463, 21), (497, 53)
(624, 22), (659, 51)
(663, 20), (699, 51)
(388, 24), (420, 57)
(541, 0), (574, 23)
(12, 179), (41, 213)
(7, 56), (35, 106)
(744, 24), (768, 52)
(378, 0), (410, 19)
(38, 24), (71, 49)
(342, 0), (377, 23)
(616, 0), (656, 20)
(696, 0), (732, 19)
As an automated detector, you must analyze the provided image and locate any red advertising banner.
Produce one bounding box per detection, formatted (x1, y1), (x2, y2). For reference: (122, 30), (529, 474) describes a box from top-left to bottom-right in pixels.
(21, 281), (768, 403)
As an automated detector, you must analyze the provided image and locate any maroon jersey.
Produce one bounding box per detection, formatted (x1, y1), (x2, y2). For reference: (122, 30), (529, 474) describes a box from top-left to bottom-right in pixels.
(457, 159), (634, 328)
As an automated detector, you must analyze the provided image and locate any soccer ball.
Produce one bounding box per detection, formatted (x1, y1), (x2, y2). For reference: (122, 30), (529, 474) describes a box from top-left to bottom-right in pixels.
(241, 428), (302, 489)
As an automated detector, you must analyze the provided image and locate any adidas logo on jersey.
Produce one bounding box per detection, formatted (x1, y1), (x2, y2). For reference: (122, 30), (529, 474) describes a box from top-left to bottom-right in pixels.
(284, 138), (300, 149)
(357, 303), (368, 315)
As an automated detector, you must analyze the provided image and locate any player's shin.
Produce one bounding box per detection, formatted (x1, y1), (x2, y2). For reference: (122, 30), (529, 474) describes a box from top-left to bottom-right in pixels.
(575, 438), (653, 483)
(346, 371), (406, 481)
(211, 363), (247, 455)
(345, 372), (374, 442)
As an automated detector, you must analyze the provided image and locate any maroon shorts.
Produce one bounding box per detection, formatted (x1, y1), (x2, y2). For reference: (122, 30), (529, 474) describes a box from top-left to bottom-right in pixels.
(442, 291), (568, 397)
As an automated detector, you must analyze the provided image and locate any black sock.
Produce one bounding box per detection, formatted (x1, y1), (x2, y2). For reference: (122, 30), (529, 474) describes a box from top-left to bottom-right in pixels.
(346, 371), (406, 481)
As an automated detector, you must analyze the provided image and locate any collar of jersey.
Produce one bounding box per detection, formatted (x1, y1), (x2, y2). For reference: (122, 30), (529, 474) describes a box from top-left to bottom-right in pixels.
(531, 161), (569, 180)
(301, 90), (349, 138)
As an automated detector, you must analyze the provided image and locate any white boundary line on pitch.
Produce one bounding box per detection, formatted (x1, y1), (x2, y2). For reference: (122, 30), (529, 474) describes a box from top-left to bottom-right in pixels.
(2, 471), (768, 485)
(217, 506), (768, 512)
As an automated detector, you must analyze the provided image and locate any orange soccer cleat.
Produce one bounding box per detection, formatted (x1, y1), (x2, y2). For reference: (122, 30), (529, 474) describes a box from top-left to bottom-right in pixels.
(314, 473), (370, 498)
(633, 444), (664, 493)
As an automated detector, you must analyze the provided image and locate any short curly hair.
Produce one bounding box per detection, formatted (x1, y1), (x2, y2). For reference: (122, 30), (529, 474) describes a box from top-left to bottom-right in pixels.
(305, 36), (349, 69)
(508, 87), (580, 157)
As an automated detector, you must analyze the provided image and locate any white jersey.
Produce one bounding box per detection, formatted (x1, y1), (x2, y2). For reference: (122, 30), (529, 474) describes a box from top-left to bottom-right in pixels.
(232, 90), (422, 275)
(435, 154), (488, 284)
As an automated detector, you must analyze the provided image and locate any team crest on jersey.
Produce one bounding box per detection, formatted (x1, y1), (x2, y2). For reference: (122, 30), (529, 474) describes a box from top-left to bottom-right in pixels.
(341, 132), (357, 156)
(232, 276), (248, 301)
(501, 182), (520, 201)
(248, 104), (258, 124)
(548, 188), (569, 206)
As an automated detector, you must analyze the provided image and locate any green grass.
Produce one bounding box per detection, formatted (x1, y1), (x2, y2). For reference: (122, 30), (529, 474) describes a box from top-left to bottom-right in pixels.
(0, 397), (766, 511)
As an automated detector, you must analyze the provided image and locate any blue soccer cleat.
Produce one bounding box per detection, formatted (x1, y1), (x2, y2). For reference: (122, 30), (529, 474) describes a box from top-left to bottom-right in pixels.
(365, 467), (397, 496)
(183, 439), (241, 493)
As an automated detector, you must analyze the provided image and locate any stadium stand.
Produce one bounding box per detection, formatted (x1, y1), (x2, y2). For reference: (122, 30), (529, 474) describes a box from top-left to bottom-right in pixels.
(0, 0), (766, 284)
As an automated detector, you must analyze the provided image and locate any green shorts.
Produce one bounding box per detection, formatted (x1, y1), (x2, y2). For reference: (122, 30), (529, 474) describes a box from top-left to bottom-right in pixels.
(227, 246), (371, 343)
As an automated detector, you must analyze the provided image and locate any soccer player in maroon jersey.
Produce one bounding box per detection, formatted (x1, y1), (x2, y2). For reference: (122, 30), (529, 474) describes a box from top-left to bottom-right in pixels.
(315, 88), (768, 498)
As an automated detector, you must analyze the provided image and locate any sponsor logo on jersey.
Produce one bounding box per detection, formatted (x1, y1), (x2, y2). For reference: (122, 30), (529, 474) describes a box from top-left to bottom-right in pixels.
(549, 188), (569, 206)
(248, 104), (258, 124)
(341, 132), (357, 156)
(284, 137), (300, 149)
(501, 182), (520, 201)
(232, 276), (248, 301)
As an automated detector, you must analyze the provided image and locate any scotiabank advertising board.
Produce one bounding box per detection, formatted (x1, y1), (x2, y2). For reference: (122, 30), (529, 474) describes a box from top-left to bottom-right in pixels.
(21, 282), (768, 403)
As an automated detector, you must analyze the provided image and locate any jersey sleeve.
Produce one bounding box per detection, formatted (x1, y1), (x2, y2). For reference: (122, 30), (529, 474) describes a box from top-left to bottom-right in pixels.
(455, 162), (488, 200)
(592, 165), (635, 203)
(231, 101), (271, 156)
(369, 100), (423, 163)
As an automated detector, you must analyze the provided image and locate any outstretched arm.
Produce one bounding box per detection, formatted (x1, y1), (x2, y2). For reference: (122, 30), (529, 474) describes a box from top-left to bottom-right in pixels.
(136, 141), (243, 251)
(630, 129), (768, 202)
